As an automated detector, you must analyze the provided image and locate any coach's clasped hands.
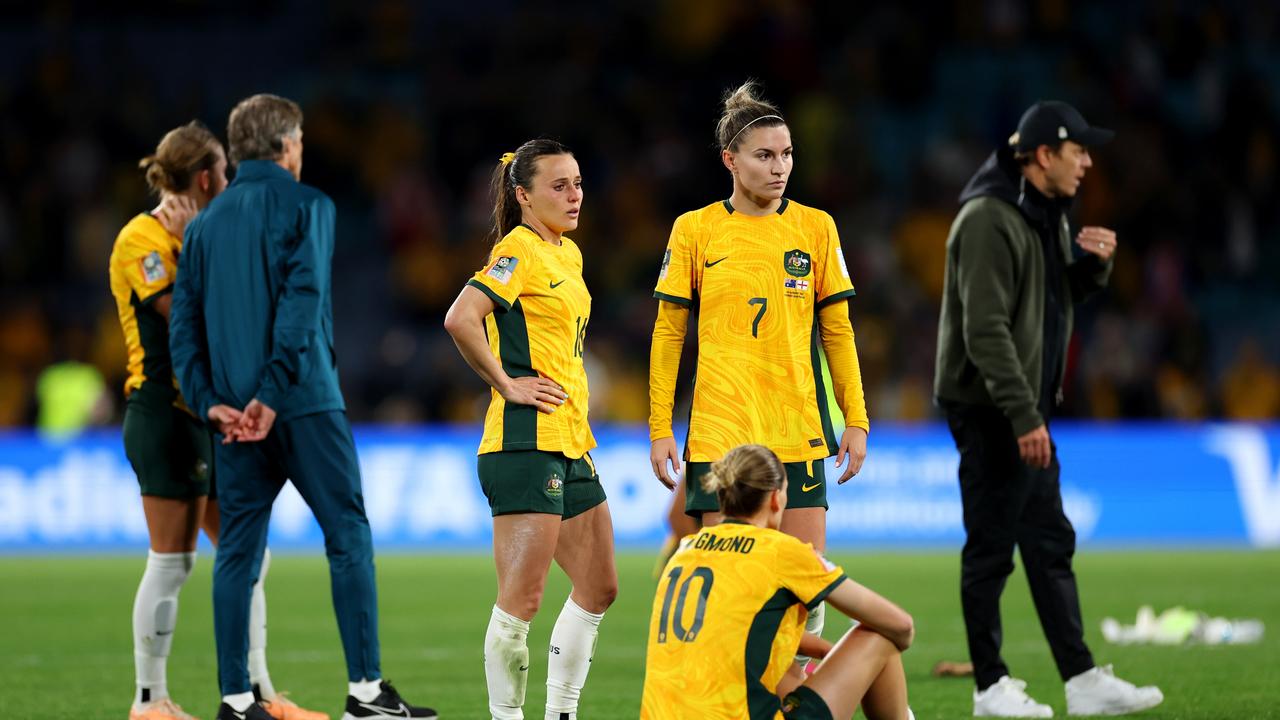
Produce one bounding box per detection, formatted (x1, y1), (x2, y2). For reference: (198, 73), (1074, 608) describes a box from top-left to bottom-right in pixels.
(207, 399), (278, 444)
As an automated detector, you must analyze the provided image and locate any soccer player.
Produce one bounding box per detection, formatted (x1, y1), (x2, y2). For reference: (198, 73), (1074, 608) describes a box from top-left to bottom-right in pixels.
(641, 444), (914, 719)
(170, 94), (436, 720)
(649, 80), (870, 659)
(444, 139), (617, 720)
(110, 121), (325, 720)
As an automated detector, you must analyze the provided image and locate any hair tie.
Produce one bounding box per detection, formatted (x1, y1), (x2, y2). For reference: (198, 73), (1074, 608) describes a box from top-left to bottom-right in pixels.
(499, 152), (516, 166)
(727, 114), (785, 150)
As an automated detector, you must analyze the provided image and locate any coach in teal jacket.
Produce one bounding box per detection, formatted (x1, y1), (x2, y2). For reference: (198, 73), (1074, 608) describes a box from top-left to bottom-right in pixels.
(170, 95), (432, 719)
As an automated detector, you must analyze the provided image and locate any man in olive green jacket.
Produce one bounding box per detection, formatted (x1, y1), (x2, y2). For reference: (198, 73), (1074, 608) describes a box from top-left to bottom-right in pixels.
(935, 101), (1163, 718)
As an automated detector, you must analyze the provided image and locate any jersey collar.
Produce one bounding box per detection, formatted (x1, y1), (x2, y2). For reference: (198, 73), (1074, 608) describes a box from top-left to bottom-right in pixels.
(722, 197), (790, 216)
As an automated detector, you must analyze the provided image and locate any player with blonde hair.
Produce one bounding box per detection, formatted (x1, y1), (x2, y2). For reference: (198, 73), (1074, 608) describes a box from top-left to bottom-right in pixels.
(641, 444), (914, 719)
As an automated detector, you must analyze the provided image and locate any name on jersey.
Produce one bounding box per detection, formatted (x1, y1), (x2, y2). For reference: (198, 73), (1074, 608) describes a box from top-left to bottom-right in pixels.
(487, 256), (519, 285)
(693, 532), (756, 554)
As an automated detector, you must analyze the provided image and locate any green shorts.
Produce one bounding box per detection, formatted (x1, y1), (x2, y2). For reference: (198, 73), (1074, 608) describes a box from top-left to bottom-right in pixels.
(477, 449), (607, 519)
(781, 685), (833, 720)
(122, 384), (213, 500)
(684, 458), (827, 517)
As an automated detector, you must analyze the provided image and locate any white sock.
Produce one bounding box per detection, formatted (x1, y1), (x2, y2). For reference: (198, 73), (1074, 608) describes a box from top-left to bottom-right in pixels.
(486, 605), (531, 720)
(223, 691), (255, 712)
(545, 597), (604, 719)
(796, 603), (825, 666)
(132, 551), (195, 706)
(249, 548), (275, 700)
(349, 678), (383, 703)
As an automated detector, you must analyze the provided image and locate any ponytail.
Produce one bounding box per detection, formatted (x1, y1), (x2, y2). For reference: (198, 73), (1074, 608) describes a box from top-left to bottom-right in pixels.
(489, 138), (572, 244)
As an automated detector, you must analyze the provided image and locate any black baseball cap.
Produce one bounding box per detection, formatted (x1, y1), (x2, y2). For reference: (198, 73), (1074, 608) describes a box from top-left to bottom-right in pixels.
(1008, 101), (1114, 152)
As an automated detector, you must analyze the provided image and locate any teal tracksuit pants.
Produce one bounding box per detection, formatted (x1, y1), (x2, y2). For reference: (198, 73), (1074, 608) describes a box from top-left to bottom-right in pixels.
(212, 410), (380, 695)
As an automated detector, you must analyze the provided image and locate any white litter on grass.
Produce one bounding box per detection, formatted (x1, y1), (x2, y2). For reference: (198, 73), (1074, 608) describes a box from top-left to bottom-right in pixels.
(1101, 605), (1265, 645)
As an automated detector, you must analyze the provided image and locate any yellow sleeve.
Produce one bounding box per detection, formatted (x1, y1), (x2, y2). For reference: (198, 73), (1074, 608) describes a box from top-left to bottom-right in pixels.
(777, 537), (848, 610)
(653, 217), (695, 306)
(819, 300), (870, 432)
(648, 299), (688, 441)
(815, 213), (856, 308)
(116, 230), (177, 304)
(467, 234), (532, 311)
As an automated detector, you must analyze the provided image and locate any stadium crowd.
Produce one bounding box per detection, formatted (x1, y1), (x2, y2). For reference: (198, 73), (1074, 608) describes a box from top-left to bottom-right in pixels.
(1, 1), (1277, 431)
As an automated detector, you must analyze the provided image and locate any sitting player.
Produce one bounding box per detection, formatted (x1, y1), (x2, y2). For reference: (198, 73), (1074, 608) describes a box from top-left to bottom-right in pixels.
(641, 444), (915, 719)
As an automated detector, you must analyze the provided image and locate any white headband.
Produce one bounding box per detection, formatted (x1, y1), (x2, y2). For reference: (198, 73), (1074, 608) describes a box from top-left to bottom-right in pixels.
(727, 114), (785, 149)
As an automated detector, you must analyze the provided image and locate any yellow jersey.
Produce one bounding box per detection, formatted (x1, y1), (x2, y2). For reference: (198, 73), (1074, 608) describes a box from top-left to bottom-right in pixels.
(467, 224), (595, 459)
(108, 213), (186, 406)
(652, 199), (857, 462)
(641, 521), (847, 720)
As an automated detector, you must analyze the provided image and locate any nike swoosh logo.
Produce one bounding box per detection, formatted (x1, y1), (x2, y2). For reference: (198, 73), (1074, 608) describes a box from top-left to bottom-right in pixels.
(357, 701), (411, 718)
(550, 279), (566, 288)
(704, 256), (729, 267)
(518, 665), (529, 671)
(802, 482), (822, 492)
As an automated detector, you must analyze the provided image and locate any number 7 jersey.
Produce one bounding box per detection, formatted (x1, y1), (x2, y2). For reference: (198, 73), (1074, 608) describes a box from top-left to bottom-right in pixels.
(653, 199), (857, 463)
(641, 521), (847, 719)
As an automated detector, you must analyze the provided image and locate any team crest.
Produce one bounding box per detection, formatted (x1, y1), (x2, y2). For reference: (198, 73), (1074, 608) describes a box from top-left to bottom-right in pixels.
(486, 255), (519, 285)
(783, 249), (811, 277)
(141, 251), (168, 283)
(658, 248), (671, 280)
(545, 472), (564, 498)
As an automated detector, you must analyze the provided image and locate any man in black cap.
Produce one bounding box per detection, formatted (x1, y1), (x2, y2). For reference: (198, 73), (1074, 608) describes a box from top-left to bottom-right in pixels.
(934, 101), (1163, 717)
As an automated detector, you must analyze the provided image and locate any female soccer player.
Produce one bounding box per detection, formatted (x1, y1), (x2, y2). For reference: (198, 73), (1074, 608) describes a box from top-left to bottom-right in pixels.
(641, 444), (914, 720)
(109, 122), (323, 720)
(443, 139), (618, 720)
(649, 80), (870, 653)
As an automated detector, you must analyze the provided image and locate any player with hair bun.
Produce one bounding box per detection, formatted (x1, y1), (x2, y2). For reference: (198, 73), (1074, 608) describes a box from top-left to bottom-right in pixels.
(110, 121), (324, 720)
(648, 80), (871, 667)
(641, 444), (915, 720)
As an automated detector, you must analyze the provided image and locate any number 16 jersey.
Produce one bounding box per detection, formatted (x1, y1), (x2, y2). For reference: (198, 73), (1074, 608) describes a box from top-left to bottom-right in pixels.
(640, 521), (847, 720)
(653, 199), (857, 463)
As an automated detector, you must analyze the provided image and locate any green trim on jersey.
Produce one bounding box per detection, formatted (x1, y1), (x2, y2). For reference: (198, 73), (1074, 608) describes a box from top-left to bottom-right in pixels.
(805, 574), (848, 611)
(816, 287), (856, 309)
(495, 298), (537, 449)
(744, 588), (798, 719)
(810, 316), (842, 454)
(467, 278), (512, 311)
(653, 291), (692, 307)
(130, 289), (177, 400)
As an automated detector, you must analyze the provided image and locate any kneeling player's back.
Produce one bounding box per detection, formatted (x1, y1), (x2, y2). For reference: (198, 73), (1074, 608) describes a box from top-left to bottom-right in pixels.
(640, 522), (846, 720)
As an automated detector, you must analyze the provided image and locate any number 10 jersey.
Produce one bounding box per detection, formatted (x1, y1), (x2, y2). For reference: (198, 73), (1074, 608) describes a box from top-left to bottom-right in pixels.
(640, 521), (847, 719)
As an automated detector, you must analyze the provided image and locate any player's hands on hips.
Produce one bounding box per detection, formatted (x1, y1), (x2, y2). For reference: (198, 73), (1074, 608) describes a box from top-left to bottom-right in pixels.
(835, 426), (868, 484)
(207, 404), (246, 444)
(1076, 226), (1117, 261)
(154, 193), (198, 239)
(500, 375), (567, 414)
(237, 398), (277, 442)
(650, 436), (682, 490)
(1017, 424), (1052, 469)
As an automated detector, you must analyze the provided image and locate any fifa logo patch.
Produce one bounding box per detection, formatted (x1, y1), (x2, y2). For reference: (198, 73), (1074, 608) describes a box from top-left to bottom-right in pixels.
(545, 473), (564, 498)
(784, 278), (809, 292)
(140, 251), (168, 283)
(487, 256), (519, 285)
(658, 248), (671, 280)
(783, 249), (811, 277)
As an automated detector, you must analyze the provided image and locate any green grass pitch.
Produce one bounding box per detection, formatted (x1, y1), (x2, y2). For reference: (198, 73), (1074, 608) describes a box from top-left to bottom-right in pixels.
(3, 550), (1277, 719)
